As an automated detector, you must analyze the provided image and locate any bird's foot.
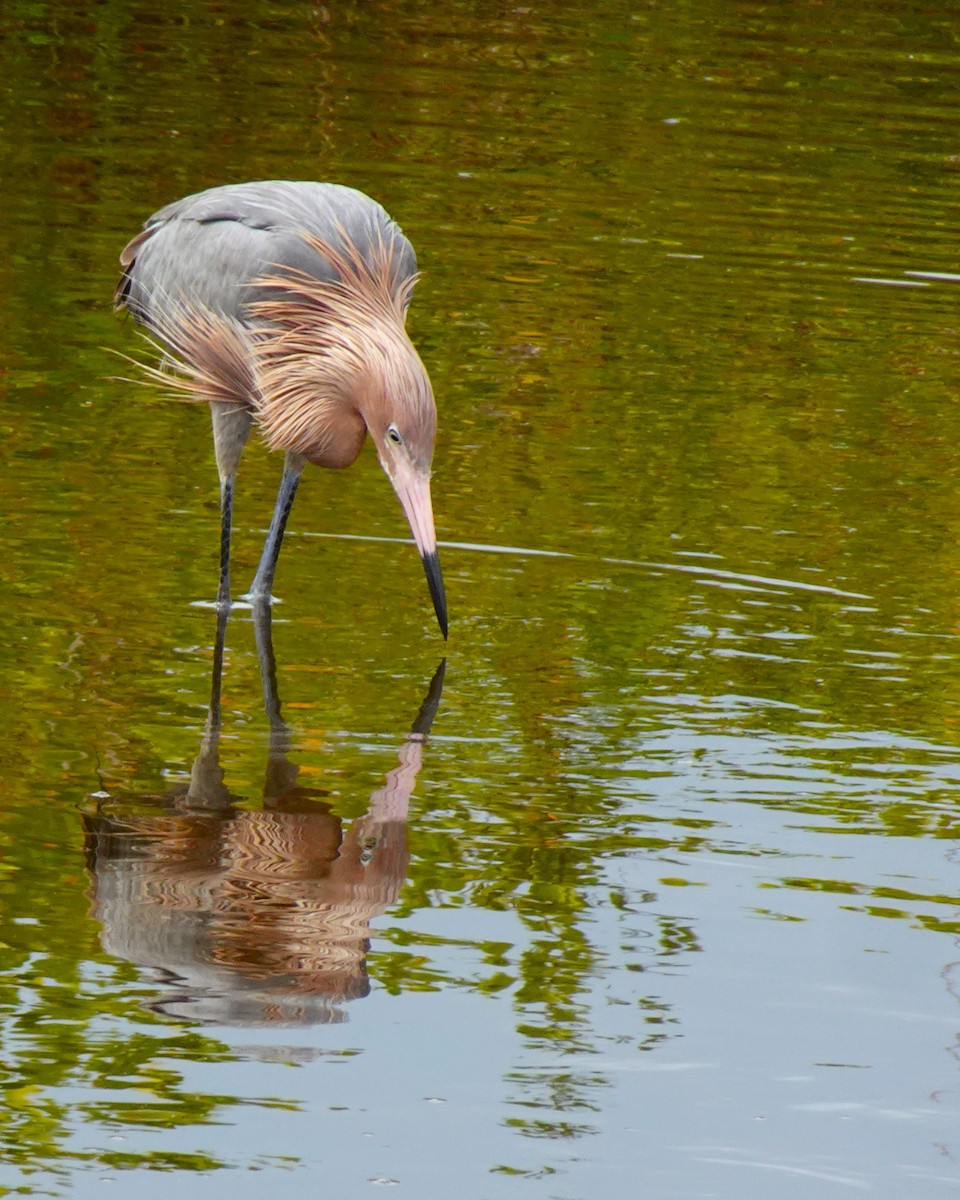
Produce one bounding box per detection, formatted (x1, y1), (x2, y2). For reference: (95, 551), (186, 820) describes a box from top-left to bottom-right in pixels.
(239, 587), (278, 607)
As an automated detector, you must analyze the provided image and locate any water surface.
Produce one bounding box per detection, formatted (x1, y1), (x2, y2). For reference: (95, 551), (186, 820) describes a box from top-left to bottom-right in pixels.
(1, 1), (960, 1196)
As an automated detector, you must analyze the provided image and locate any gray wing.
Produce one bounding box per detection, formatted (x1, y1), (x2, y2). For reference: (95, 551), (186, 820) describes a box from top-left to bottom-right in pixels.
(116, 181), (418, 330)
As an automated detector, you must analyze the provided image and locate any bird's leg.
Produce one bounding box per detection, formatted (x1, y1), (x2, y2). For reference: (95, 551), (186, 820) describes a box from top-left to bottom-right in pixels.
(246, 450), (306, 602)
(217, 475), (234, 608)
(211, 402), (253, 608)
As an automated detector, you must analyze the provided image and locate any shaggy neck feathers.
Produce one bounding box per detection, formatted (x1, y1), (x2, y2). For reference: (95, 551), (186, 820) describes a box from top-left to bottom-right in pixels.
(129, 229), (436, 471)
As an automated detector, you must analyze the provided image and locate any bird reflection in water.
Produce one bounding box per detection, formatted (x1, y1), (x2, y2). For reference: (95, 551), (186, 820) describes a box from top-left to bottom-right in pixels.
(84, 606), (445, 1026)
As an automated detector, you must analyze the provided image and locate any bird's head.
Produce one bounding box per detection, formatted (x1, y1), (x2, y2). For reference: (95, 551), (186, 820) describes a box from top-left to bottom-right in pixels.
(355, 331), (447, 639)
(251, 232), (448, 638)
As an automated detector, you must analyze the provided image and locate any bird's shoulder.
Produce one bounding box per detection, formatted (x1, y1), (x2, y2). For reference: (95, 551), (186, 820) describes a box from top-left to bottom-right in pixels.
(117, 181), (417, 321)
(149, 181), (376, 232)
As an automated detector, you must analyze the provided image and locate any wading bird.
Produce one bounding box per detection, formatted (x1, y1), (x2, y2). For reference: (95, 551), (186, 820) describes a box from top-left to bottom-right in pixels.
(114, 180), (447, 636)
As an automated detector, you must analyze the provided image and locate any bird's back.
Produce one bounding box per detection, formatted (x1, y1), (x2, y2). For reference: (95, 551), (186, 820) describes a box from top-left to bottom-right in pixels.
(116, 181), (418, 331)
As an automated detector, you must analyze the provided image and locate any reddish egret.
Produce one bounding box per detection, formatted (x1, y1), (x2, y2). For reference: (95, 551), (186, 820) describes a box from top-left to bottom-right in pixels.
(114, 180), (447, 637)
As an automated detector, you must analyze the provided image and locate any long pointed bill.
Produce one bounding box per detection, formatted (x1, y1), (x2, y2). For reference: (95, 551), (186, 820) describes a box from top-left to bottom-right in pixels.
(389, 460), (448, 638)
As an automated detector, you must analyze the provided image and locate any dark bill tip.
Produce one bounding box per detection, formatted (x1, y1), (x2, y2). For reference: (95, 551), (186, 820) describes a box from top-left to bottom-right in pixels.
(421, 549), (448, 639)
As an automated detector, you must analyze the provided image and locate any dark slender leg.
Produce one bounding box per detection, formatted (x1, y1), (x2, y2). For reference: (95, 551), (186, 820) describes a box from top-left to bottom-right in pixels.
(210, 402), (253, 609)
(207, 601), (230, 734)
(246, 452), (305, 601)
(217, 475), (234, 608)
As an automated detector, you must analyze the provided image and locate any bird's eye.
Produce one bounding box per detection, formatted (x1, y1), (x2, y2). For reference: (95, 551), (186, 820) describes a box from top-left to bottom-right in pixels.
(387, 424), (403, 445)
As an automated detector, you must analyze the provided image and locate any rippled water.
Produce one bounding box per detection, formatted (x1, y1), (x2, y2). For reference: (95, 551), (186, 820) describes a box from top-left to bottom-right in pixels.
(2, 1), (960, 1195)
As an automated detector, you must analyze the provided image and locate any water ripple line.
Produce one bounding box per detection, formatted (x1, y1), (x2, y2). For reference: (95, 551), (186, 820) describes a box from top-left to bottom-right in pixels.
(293, 530), (871, 600)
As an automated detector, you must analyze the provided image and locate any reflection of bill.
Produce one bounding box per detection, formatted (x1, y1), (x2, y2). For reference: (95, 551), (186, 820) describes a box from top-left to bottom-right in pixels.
(85, 607), (445, 1026)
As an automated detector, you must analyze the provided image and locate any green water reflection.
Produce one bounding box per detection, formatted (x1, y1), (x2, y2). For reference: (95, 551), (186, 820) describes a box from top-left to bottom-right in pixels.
(2, 0), (960, 1194)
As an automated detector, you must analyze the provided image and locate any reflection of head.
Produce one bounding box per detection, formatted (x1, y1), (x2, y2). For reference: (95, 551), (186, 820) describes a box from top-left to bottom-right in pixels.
(86, 647), (445, 1027)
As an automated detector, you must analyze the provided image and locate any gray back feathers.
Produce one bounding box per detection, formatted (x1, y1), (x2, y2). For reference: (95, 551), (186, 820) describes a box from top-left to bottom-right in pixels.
(116, 180), (418, 328)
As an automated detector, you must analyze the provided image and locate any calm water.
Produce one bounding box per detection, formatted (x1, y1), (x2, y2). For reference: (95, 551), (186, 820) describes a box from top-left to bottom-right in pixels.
(2, 1), (960, 1195)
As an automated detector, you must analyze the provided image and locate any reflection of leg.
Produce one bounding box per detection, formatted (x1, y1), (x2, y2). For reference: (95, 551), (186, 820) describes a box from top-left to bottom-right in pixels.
(252, 598), (283, 733)
(247, 450), (306, 601)
(252, 597), (300, 802)
(185, 604), (233, 810)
